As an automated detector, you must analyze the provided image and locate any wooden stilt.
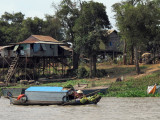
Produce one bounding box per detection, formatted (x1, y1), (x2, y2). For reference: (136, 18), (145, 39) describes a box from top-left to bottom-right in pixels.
(43, 57), (45, 75)
(33, 58), (35, 80)
(38, 58), (40, 79)
(2, 56), (4, 81)
(25, 56), (27, 80)
(49, 58), (51, 75)
(62, 58), (63, 76)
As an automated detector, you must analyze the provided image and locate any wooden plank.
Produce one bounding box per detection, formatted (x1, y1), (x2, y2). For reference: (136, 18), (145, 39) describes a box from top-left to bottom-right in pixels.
(74, 83), (88, 90)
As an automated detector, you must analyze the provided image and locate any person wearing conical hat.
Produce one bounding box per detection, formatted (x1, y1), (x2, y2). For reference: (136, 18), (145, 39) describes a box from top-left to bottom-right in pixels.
(75, 90), (84, 99)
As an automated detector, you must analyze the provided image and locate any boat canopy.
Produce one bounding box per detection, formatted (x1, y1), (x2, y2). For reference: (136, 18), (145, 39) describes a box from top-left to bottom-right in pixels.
(25, 86), (68, 92)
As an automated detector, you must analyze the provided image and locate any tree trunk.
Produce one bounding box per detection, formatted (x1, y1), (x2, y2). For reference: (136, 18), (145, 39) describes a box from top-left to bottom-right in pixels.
(123, 39), (127, 65)
(72, 51), (80, 70)
(93, 55), (97, 77)
(89, 55), (97, 77)
(153, 50), (156, 64)
(131, 45), (134, 65)
(89, 56), (93, 78)
(134, 46), (140, 75)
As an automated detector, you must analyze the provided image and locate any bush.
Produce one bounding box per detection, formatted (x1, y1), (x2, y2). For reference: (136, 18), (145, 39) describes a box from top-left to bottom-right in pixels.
(96, 69), (108, 78)
(77, 67), (89, 78)
(66, 69), (77, 77)
(63, 84), (74, 89)
(105, 72), (160, 97)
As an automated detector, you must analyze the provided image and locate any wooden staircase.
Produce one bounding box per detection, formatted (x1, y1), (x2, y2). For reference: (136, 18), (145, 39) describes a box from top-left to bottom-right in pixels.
(5, 56), (19, 84)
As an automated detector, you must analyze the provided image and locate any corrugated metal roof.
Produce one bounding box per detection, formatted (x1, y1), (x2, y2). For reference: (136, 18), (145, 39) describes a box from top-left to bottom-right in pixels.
(142, 52), (151, 57)
(60, 45), (72, 51)
(25, 86), (68, 92)
(33, 35), (59, 42)
(18, 35), (61, 44)
(35, 41), (64, 45)
(0, 45), (13, 50)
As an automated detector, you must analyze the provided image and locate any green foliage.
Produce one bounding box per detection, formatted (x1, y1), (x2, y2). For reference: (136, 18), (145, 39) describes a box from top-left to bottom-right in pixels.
(43, 15), (63, 40)
(80, 97), (88, 103)
(112, 0), (160, 67)
(54, 0), (80, 70)
(77, 67), (89, 78)
(96, 69), (108, 78)
(73, 1), (110, 55)
(0, 12), (63, 45)
(36, 78), (89, 88)
(73, 1), (111, 76)
(106, 71), (160, 97)
(63, 84), (74, 89)
(55, 0), (80, 42)
(0, 12), (25, 44)
(66, 69), (77, 77)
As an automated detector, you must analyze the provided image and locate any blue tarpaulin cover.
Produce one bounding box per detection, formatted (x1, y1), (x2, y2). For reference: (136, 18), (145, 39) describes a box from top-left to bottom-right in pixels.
(25, 86), (68, 92)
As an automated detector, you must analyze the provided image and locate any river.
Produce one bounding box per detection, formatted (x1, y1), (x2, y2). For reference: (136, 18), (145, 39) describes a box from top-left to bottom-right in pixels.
(0, 97), (160, 120)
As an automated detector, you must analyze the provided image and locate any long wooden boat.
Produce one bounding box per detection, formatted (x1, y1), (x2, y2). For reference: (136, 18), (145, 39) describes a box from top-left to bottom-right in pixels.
(7, 86), (101, 105)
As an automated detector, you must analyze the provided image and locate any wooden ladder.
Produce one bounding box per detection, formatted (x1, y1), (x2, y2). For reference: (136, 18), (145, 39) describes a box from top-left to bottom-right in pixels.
(5, 56), (19, 84)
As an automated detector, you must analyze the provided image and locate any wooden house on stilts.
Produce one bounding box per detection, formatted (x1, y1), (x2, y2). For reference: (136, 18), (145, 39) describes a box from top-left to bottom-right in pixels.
(0, 35), (72, 84)
(99, 30), (123, 60)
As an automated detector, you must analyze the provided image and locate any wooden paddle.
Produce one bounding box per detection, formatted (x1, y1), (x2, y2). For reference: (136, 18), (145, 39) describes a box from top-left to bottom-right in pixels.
(85, 89), (101, 97)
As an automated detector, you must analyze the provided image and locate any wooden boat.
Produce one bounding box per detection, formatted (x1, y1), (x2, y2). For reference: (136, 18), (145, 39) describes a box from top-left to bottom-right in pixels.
(7, 86), (101, 105)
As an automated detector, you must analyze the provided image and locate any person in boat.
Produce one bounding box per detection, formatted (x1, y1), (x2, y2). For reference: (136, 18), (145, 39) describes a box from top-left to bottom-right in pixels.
(75, 90), (84, 99)
(74, 90), (90, 104)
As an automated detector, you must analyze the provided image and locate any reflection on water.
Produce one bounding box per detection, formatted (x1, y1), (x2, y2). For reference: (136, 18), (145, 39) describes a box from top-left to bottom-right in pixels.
(1, 97), (160, 120)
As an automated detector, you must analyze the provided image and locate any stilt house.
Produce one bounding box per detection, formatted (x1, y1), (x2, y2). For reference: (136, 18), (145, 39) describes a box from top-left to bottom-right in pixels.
(1, 35), (72, 58)
(100, 30), (123, 59)
(0, 35), (72, 84)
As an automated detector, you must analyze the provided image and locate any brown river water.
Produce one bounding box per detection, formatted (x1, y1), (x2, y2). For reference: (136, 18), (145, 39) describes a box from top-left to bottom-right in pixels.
(1, 97), (160, 120)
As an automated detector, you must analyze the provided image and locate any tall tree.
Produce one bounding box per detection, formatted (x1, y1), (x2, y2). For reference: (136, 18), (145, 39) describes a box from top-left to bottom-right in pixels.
(43, 15), (63, 41)
(145, 0), (160, 63)
(0, 12), (25, 44)
(0, 12), (64, 45)
(113, 0), (160, 74)
(54, 0), (80, 70)
(73, 1), (110, 77)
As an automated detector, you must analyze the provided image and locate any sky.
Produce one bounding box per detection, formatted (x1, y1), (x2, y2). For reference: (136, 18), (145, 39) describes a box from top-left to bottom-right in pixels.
(0, 0), (121, 29)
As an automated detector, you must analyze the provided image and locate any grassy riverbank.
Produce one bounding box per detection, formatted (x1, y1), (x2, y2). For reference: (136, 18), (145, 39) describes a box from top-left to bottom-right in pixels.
(105, 71), (160, 97)
(2, 64), (160, 97)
